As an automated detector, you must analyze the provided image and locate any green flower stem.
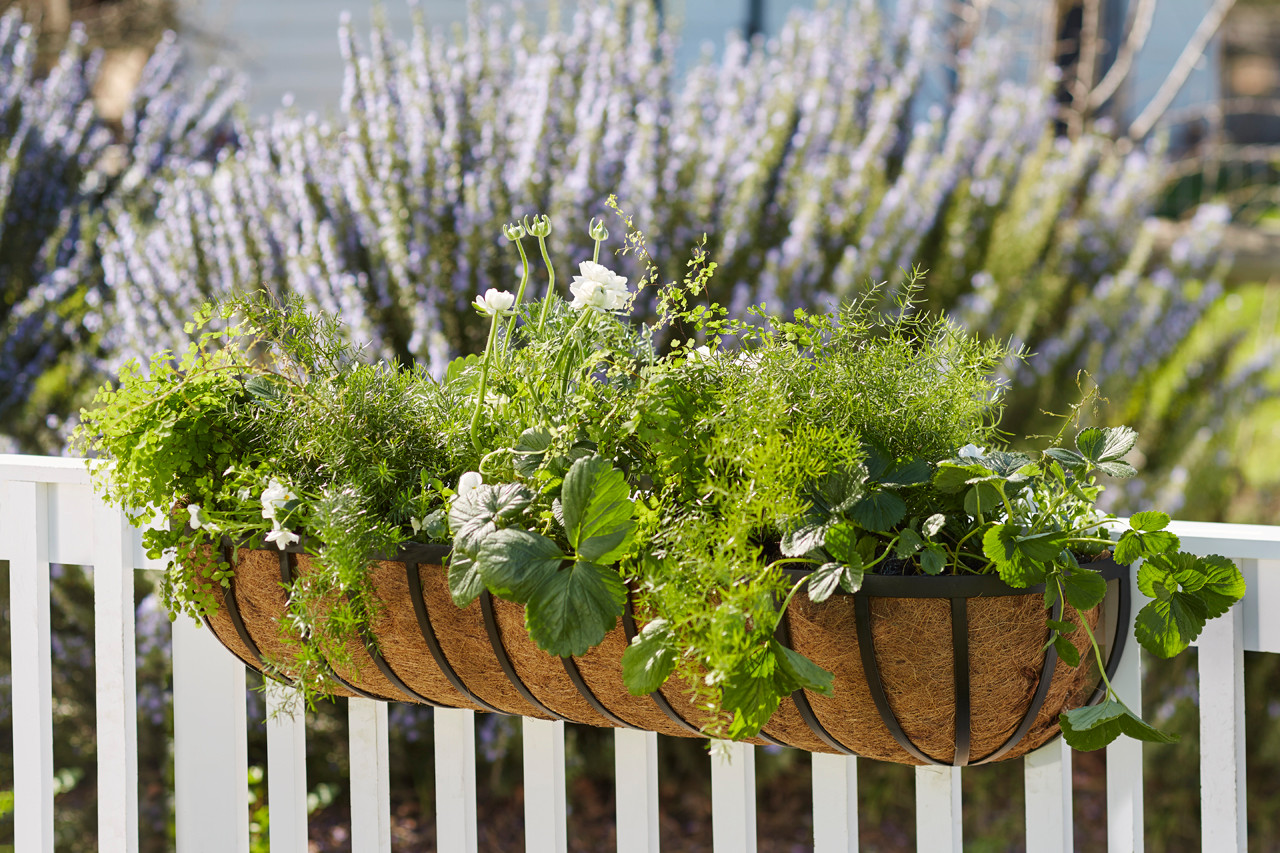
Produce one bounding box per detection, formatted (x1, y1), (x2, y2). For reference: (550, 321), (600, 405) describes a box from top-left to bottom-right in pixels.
(1057, 576), (1117, 699)
(503, 238), (532, 352)
(535, 233), (556, 332)
(469, 311), (503, 451)
(553, 308), (594, 392)
(593, 238), (602, 264)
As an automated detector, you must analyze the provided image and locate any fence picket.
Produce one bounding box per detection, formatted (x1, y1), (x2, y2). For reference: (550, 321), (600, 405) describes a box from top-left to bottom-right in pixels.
(92, 500), (140, 853)
(711, 741), (756, 853)
(172, 616), (249, 853)
(1024, 738), (1072, 853)
(523, 717), (568, 853)
(435, 708), (479, 853)
(1198, 574), (1248, 853)
(915, 765), (962, 852)
(811, 753), (858, 852)
(266, 681), (308, 853)
(7, 480), (54, 853)
(614, 728), (660, 853)
(1107, 566), (1145, 853)
(348, 698), (392, 853)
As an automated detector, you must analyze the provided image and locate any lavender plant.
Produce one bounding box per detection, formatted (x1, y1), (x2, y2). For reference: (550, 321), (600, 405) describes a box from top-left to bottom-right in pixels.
(0, 10), (241, 452)
(79, 0), (1256, 514)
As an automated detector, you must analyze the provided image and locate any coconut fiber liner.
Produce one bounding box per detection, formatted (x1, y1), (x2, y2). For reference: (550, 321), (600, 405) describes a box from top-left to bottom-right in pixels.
(197, 542), (1126, 765)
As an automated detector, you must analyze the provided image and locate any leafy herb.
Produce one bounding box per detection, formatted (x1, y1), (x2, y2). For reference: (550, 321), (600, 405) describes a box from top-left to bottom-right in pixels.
(77, 214), (1244, 750)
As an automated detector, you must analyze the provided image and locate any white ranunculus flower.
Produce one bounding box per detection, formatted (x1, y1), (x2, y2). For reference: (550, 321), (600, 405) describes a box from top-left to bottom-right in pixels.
(457, 471), (483, 497)
(260, 478), (297, 521)
(957, 444), (986, 460)
(473, 288), (517, 316)
(265, 527), (300, 550)
(569, 261), (629, 312)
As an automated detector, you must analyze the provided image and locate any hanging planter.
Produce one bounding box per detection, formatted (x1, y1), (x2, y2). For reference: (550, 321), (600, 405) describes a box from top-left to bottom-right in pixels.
(202, 536), (1128, 766)
(79, 212), (1243, 763)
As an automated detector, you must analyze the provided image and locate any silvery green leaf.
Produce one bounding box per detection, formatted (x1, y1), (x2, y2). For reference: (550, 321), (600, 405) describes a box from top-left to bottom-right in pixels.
(621, 619), (677, 694)
(1096, 460), (1137, 479)
(782, 522), (830, 557)
(1076, 426), (1137, 464)
(1044, 447), (1087, 470)
(922, 513), (947, 538)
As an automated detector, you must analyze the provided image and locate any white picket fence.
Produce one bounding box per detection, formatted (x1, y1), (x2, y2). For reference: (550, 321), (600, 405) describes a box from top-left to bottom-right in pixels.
(1, 453), (1277, 852)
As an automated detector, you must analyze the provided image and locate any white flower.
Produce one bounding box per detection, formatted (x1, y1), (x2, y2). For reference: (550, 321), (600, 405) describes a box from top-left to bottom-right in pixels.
(410, 517), (423, 534)
(957, 444), (986, 460)
(457, 471), (483, 497)
(236, 487), (251, 501)
(265, 527), (300, 550)
(260, 478), (297, 521)
(688, 345), (713, 363)
(569, 261), (629, 312)
(473, 288), (517, 316)
(186, 503), (219, 533)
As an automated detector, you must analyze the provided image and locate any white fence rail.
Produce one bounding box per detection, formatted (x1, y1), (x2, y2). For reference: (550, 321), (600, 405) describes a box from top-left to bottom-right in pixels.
(1, 454), (1277, 852)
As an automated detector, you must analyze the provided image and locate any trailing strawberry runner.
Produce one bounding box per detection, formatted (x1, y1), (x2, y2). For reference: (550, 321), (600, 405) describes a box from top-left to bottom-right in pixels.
(75, 205), (1244, 764)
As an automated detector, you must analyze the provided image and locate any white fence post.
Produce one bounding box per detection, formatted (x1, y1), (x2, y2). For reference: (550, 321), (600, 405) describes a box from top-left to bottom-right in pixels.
(1107, 568), (1145, 853)
(435, 707), (479, 853)
(8, 480), (54, 853)
(1024, 739), (1073, 853)
(1198, 576), (1248, 853)
(266, 681), (308, 853)
(812, 753), (858, 853)
(915, 765), (962, 852)
(173, 616), (249, 853)
(614, 728), (660, 853)
(710, 741), (756, 853)
(92, 499), (140, 853)
(348, 698), (392, 853)
(523, 717), (568, 853)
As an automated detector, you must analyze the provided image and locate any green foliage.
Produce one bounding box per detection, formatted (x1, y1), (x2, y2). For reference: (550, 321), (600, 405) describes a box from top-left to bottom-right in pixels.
(76, 292), (473, 698)
(77, 216), (1244, 751)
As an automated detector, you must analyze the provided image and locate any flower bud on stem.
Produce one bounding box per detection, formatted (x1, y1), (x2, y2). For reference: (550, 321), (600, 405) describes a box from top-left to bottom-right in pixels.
(523, 214), (556, 332)
(502, 223), (531, 351)
(589, 217), (609, 264)
(470, 311), (502, 451)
